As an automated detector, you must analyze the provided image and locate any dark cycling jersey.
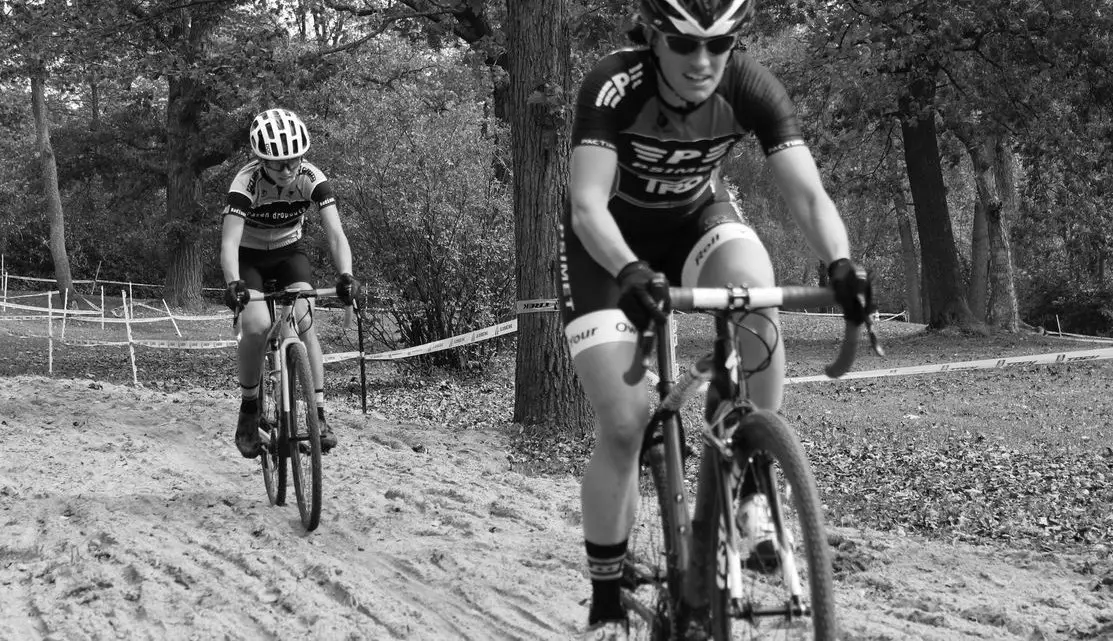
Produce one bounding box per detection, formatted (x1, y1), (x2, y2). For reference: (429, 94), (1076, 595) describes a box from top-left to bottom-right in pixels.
(223, 160), (337, 251)
(571, 47), (804, 226)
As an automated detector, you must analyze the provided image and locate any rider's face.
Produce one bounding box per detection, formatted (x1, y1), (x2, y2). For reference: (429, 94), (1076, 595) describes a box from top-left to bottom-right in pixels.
(262, 157), (302, 187)
(651, 30), (735, 106)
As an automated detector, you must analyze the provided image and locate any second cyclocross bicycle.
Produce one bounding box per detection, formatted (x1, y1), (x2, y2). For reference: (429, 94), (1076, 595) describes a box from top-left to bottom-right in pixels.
(622, 284), (880, 640)
(235, 283), (350, 532)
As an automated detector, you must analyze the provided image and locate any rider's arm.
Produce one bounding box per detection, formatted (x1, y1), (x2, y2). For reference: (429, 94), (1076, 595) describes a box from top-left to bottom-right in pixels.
(766, 145), (850, 265)
(220, 213), (246, 283)
(568, 145), (638, 277)
(318, 202), (353, 276)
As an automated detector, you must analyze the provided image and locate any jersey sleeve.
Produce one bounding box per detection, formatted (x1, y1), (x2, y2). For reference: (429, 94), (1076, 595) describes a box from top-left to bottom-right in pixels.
(571, 50), (648, 151)
(300, 161), (337, 208)
(223, 163), (256, 219)
(725, 52), (805, 156)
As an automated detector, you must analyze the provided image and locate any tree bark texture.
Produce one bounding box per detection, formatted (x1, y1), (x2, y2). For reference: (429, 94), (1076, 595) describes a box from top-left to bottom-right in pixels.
(164, 74), (205, 309)
(987, 138), (1019, 331)
(893, 193), (924, 324)
(31, 68), (76, 305)
(899, 75), (975, 329)
(162, 6), (220, 310)
(953, 124), (1020, 332)
(506, 0), (592, 434)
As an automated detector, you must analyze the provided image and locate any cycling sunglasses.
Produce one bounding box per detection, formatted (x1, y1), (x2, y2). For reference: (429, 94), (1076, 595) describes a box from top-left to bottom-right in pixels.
(264, 157), (302, 172)
(658, 31), (738, 56)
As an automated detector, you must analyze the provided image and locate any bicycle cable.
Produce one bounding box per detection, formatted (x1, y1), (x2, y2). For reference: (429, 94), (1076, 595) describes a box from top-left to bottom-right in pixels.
(729, 309), (780, 378)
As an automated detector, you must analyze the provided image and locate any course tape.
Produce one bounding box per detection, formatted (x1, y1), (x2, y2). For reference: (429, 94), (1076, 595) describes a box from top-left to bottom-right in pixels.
(0, 300), (100, 315)
(642, 346), (1113, 389)
(785, 347), (1113, 384)
(362, 320), (518, 361)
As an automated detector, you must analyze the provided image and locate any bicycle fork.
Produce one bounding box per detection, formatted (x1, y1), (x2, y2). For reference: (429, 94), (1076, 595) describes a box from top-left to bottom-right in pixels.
(704, 407), (812, 621)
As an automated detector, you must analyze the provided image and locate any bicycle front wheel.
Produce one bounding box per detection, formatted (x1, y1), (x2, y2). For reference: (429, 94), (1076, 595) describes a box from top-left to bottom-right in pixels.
(259, 350), (285, 506)
(286, 342), (322, 531)
(624, 417), (691, 641)
(706, 409), (836, 640)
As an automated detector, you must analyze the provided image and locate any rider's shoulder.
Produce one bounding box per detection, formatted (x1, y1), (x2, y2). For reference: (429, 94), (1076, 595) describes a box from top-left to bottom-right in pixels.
(583, 47), (651, 83)
(297, 160), (328, 184)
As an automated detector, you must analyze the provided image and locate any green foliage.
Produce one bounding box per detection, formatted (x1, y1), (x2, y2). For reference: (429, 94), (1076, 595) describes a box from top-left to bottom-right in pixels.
(319, 38), (513, 373)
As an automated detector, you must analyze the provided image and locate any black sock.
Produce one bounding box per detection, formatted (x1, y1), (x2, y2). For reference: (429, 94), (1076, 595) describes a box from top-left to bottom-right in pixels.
(317, 406), (326, 420)
(240, 398), (258, 414)
(586, 540), (627, 624)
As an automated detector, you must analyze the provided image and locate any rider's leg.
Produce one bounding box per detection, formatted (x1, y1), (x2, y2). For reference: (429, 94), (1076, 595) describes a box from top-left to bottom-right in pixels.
(567, 311), (648, 624)
(237, 297), (271, 396)
(681, 210), (783, 574)
(234, 297), (270, 457)
(290, 283), (337, 449)
(290, 284), (325, 401)
(681, 217), (782, 412)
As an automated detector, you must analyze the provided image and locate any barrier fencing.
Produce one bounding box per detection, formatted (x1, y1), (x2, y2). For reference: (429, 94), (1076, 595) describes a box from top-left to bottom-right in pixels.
(3, 267), (1112, 407)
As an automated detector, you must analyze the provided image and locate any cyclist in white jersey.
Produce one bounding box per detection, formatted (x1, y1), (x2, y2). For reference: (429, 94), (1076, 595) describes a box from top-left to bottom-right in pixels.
(562, 1), (871, 639)
(220, 108), (359, 459)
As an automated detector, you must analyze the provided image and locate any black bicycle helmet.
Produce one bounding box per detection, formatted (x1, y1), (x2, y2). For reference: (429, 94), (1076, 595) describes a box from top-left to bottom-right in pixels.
(639, 0), (755, 37)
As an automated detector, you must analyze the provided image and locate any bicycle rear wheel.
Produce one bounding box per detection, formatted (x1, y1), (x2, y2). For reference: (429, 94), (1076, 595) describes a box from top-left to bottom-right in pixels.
(286, 341), (323, 531)
(705, 409), (836, 640)
(623, 417), (691, 640)
(259, 350), (286, 506)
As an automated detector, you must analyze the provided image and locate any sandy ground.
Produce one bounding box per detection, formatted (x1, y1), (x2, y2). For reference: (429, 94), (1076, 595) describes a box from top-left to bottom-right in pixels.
(1, 375), (1111, 640)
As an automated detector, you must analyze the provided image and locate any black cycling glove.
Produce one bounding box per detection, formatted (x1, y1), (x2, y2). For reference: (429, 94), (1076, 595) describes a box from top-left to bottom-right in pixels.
(335, 272), (359, 306)
(827, 258), (874, 324)
(616, 260), (669, 332)
(224, 279), (249, 312)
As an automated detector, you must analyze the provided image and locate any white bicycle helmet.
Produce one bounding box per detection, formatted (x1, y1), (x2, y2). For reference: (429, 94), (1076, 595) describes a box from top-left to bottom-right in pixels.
(639, 0), (755, 37)
(249, 108), (310, 160)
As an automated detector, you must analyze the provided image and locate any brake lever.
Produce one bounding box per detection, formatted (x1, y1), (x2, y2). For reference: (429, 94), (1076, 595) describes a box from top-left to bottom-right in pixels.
(623, 325), (658, 385)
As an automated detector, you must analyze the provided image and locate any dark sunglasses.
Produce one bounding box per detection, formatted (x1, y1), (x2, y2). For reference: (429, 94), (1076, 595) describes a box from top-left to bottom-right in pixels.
(264, 158), (302, 172)
(659, 32), (738, 56)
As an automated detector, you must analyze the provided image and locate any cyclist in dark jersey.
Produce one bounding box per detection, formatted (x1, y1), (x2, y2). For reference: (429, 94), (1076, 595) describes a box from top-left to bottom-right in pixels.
(561, 1), (870, 638)
(220, 108), (359, 459)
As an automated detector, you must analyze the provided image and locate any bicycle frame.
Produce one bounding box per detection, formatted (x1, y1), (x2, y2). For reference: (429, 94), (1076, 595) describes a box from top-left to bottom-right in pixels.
(259, 291), (310, 445)
(634, 285), (876, 633)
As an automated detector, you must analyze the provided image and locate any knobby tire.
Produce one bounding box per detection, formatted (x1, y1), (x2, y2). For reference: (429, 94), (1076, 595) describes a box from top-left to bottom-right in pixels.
(624, 419), (689, 641)
(259, 350), (285, 506)
(286, 342), (323, 531)
(705, 409), (836, 640)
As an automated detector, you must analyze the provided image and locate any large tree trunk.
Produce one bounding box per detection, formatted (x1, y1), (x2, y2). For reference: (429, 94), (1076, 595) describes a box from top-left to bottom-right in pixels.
(164, 75), (205, 310)
(952, 123), (1020, 332)
(899, 75), (976, 329)
(968, 200), (988, 320)
(507, 0), (591, 434)
(986, 137), (1019, 331)
(30, 67), (76, 306)
(893, 192), (924, 324)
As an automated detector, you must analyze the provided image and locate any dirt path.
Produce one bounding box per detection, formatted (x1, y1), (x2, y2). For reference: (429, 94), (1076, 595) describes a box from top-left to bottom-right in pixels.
(1, 375), (1109, 640)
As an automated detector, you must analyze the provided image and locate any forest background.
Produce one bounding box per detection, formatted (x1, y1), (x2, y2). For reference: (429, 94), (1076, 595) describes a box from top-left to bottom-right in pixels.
(1, 0), (1112, 429)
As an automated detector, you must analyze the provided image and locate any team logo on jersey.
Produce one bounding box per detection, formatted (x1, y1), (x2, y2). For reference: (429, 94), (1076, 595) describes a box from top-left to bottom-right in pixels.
(595, 63), (644, 108)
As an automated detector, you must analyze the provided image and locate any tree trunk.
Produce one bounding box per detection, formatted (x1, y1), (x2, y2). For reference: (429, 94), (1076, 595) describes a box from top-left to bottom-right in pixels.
(968, 200), (988, 321)
(30, 67), (76, 305)
(986, 137), (1019, 331)
(507, 0), (591, 434)
(952, 122), (1020, 333)
(163, 74), (205, 309)
(899, 75), (975, 329)
(894, 192), (924, 324)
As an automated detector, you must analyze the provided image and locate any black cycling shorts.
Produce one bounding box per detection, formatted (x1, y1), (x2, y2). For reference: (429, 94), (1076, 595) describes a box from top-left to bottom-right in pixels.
(238, 240), (313, 292)
(558, 199), (751, 326)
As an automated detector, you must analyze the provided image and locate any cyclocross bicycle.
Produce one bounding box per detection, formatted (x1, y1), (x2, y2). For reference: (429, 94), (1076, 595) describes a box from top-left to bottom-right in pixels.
(622, 284), (881, 640)
(234, 283), (351, 532)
